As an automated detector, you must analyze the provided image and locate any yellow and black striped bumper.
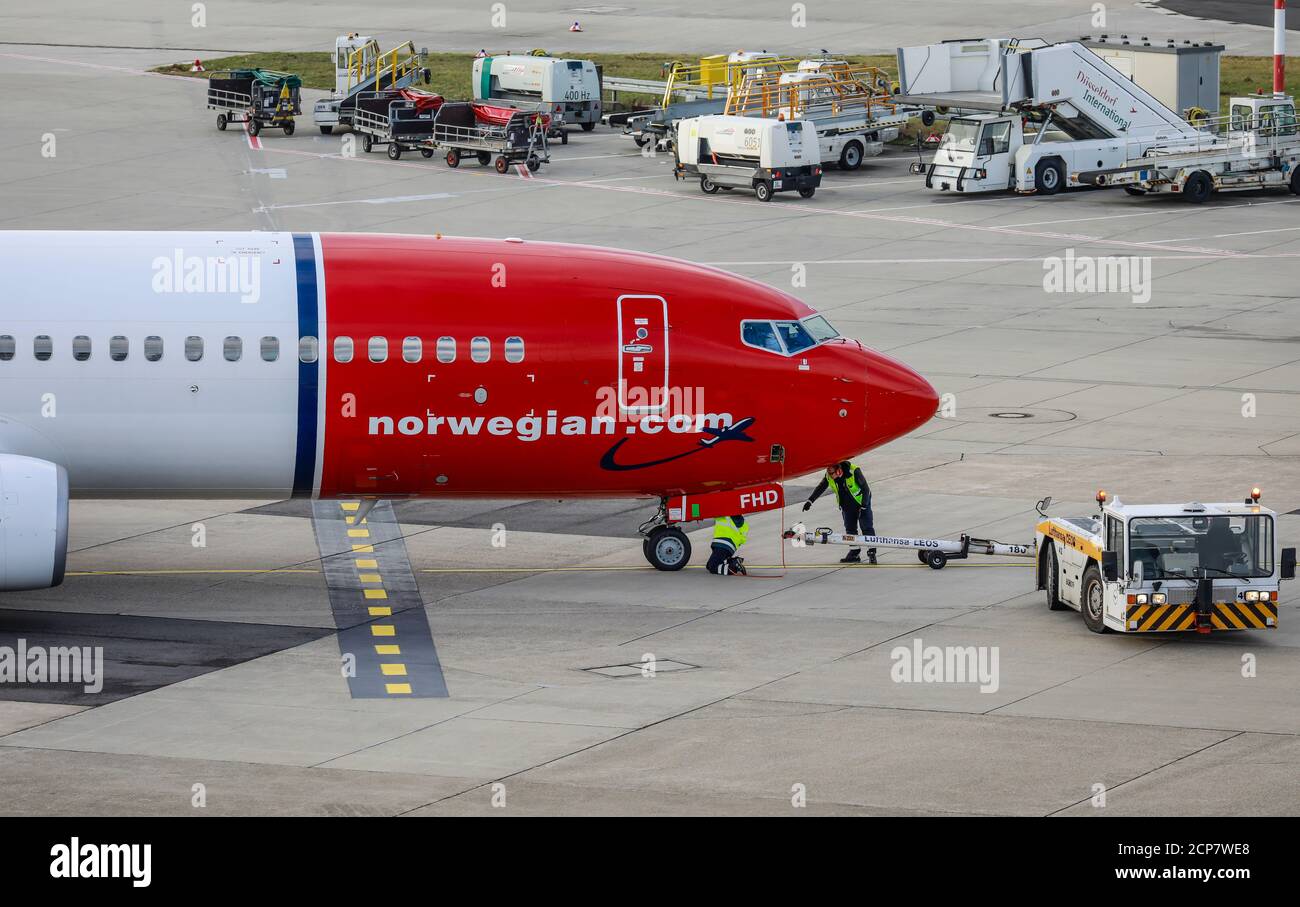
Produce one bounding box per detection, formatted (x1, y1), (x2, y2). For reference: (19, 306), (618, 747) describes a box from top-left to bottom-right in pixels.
(1125, 601), (1278, 632)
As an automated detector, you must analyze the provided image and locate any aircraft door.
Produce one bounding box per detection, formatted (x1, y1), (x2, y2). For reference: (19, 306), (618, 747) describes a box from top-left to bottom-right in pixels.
(617, 294), (669, 415)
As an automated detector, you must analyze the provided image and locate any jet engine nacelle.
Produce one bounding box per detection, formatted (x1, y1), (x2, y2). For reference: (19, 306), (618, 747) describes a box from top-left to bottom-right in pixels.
(0, 454), (69, 590)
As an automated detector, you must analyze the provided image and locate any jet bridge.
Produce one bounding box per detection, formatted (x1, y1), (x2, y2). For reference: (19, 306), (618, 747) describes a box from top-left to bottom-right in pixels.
(896, 38), (1200, 140)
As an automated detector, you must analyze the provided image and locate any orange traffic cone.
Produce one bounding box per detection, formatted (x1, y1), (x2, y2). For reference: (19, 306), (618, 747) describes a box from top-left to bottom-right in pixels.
(191, 59), (204, 72)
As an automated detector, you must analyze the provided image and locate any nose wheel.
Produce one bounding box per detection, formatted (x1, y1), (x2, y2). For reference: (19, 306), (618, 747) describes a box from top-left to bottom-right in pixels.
(644, 526), (691, 571)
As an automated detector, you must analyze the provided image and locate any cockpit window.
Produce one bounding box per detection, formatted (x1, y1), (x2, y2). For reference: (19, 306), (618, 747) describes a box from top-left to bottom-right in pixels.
(774, 321), (816, 354)
(802, 315), (839, 342)
(741, 315), (841, 356)
(742, 320), (783, 353)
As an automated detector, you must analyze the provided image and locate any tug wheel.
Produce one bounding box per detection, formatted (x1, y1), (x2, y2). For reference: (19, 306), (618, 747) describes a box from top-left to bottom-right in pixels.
(925, 551), (947, 570)
(495, 155), (510, 174)
(645, 527), (691, 571)
(217, 114), (228, 131)
(282, 119), (295, 136)
(445, 148), (461, 167)
(1081, 563), (1109, 633)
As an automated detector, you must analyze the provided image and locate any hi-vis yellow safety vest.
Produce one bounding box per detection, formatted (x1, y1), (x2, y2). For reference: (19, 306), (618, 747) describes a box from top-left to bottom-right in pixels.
(831, 463), (865, 506)
(713, 517), (749, 550)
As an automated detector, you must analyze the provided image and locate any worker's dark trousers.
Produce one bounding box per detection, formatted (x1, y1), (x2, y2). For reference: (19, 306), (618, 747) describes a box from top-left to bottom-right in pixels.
(707, 542), (738, 575)
(843, 495), (875, 556)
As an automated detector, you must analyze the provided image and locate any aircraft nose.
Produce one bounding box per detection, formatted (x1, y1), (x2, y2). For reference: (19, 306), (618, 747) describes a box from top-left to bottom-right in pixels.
(863, 348), (939, 448)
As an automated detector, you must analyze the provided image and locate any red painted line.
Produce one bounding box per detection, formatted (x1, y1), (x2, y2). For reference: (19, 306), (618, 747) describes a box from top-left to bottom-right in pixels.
(516, 164), (532, 180)
(244, 122), (262, 151)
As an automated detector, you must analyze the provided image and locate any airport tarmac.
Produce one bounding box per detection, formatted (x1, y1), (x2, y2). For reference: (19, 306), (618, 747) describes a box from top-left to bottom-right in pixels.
(1, 21), (1299, 815)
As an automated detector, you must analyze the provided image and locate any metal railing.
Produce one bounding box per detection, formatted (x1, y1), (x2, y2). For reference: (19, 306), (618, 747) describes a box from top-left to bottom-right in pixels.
(725, 65), (897, 120)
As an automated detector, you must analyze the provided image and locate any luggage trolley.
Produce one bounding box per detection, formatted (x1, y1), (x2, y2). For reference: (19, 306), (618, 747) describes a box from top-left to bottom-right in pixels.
(206, 69), (302, 136)
(353, 89), (444, 160)
(433, 103), (551, 174)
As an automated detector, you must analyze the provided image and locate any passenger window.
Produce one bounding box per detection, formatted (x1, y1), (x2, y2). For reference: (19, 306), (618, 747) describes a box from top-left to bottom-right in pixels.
(34, 335), (53, 361)
(260, 336), (279, 362)
(185, 336), (204, 362)
(368, 336), (388, 363)
(298, 336), (318, 364)
(402, 336), (422, 363)
(334, 336), (354, 363)
(0, 335), (14, 361)
(224, 336), (242, 362)
(505, 336), (525, 363)
(436, 336), (456, 363)
(144, 335), (163, 362)
(73, 335), (92, 362)
(110, 336), (129, 362)
(470, 336), (490, 363)
(741, 320), (783, 354)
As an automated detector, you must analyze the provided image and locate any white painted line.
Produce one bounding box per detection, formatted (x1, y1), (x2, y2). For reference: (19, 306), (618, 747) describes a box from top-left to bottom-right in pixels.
(254, 192), (460, 213)
(701, 252), (1300, 265)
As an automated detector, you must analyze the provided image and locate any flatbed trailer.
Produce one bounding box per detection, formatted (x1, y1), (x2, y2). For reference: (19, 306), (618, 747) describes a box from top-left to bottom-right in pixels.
(1076, 95), (1300, 202)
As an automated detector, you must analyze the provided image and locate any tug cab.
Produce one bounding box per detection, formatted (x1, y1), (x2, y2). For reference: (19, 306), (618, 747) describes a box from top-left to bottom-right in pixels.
(1036, 489), (1296, 633)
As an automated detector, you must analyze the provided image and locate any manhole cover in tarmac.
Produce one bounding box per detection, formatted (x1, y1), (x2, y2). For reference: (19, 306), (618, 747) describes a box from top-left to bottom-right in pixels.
(948, 407), (1077, 424)
(584, 659), (698, 677)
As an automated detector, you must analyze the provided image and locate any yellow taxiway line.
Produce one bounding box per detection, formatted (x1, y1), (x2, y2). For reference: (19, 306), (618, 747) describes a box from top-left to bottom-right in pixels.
(67, 563), (1030, 577)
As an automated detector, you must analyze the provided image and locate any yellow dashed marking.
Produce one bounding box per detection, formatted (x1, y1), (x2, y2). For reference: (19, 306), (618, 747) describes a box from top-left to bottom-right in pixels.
(385, 683), (412, 695)
(368, 606), (392, 616)
(358, 573), (383, 583)
(371, 625), (395, 637)
(355, 559), (378, 569)
(351, 544), (374, 553)
(340, 502), (360, 512)
(364, 588), (388, 600)
(380, 663), (408, 676)
(347, 528), (370, 538)
(374, 644), (401, 655)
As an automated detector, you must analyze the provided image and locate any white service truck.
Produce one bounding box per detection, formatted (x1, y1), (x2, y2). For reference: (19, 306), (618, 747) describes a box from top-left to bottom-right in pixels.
(472, 55), (602, 131)
(674, 114), (822, 201)
(898, 38), (1200, 194)
(1037, 492), (1295, 634)
(1077, 94), (1300, 202)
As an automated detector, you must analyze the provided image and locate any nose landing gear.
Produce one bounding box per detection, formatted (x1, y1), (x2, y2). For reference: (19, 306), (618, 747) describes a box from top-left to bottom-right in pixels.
(640, 501), (692, 570)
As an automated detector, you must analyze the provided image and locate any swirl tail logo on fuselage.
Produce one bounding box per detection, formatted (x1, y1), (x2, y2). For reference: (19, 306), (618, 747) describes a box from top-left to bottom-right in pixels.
(599, 417), (756, 471)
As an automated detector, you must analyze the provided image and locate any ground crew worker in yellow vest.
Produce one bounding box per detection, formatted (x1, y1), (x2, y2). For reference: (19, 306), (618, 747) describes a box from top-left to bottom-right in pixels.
(803, 461), (876, 564)
(707, 514), (749, 575)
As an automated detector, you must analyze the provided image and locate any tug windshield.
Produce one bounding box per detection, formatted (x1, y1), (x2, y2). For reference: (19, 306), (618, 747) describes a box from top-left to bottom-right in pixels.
(940, 119), (981, 153)
(1129, 514), (1274, 580)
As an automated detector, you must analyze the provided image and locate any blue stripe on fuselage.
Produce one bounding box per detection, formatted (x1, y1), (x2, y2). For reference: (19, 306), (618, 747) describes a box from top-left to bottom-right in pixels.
(292, 234), (319, 497)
